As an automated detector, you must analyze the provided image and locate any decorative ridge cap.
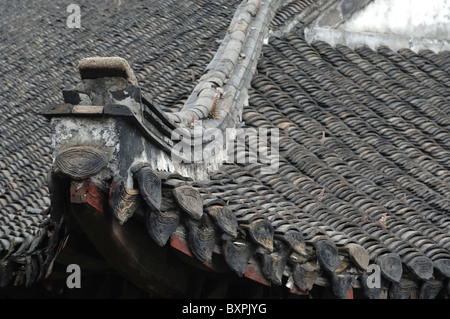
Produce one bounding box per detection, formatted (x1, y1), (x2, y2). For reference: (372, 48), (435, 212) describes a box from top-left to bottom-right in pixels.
(167, 0), (283, 129)
(78, 56), (139, 86)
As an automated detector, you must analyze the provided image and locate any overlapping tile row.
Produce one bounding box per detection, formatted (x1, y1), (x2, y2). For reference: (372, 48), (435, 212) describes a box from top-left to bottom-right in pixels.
(224, 33), (450, 298)
(270, 0), (336, 33)
(0, 0), (240, 287)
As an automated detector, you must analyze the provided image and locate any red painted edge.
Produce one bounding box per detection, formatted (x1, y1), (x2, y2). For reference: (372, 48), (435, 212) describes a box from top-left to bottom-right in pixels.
(289, 284), (309, 295)
(244, 263), (271, 287)
(347, 287), (354, 299)
(70, 181), (104, 213)
(169, 234), (311, 294)
(410, 289), (419, 299)
(170, 233), (194, 258)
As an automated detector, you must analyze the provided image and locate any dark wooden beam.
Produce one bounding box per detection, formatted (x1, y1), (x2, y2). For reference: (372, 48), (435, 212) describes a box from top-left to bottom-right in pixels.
(69, 181), (191, 297)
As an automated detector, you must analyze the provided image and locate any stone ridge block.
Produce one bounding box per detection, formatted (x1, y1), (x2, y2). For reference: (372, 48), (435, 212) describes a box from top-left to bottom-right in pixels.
(171, 0), (278, 127)
(78, 56), (138, 86)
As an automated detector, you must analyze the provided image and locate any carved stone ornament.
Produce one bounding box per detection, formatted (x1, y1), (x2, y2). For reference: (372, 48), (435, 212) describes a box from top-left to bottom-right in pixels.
(146, 209), (179, 247)
(376, 253), (403, 283)
(55, 146), (108, 180)
(248, 218), (274, 252)
(330, 273), (356, 299)
(419, 279), (443, 299)
(109, 176), (141, 225)
(343, 243), (370, 271)
(223, 239), (255, 277)
(132, 163), (162, 212)
(261, 252), (286, 286)
(282, 229), (308, 258)
(389, 278), (417, 299)
(186, 215), (216, 264)
(206, 206), (238, 238)
(407, 255), (433, 281)
(314, 240), (339, 273)
(173, 185), (203, 220)
(433, 259), (450, 278)
(292, 261), (320, 292)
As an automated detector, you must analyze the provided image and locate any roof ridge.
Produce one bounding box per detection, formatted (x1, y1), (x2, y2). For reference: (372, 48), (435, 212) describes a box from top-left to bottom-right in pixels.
(167, 0), (282, 129)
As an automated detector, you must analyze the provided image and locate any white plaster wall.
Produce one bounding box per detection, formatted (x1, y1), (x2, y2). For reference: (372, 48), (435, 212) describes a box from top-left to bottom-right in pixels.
(305, 0), (450, 52)
(341, 0), (450, 41)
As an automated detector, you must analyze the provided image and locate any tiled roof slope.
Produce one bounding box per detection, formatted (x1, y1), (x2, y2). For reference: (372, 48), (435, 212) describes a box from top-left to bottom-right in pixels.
(150, 2), (450, 297)
(3, 0), (450, 299)
(0, 0), (240, 286)
(128, 27), (450, 297)
(211, 33), (450, 297)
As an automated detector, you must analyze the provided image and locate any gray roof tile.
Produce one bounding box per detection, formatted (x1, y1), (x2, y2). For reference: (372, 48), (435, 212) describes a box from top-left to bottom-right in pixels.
(2, 0), (450, 299)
